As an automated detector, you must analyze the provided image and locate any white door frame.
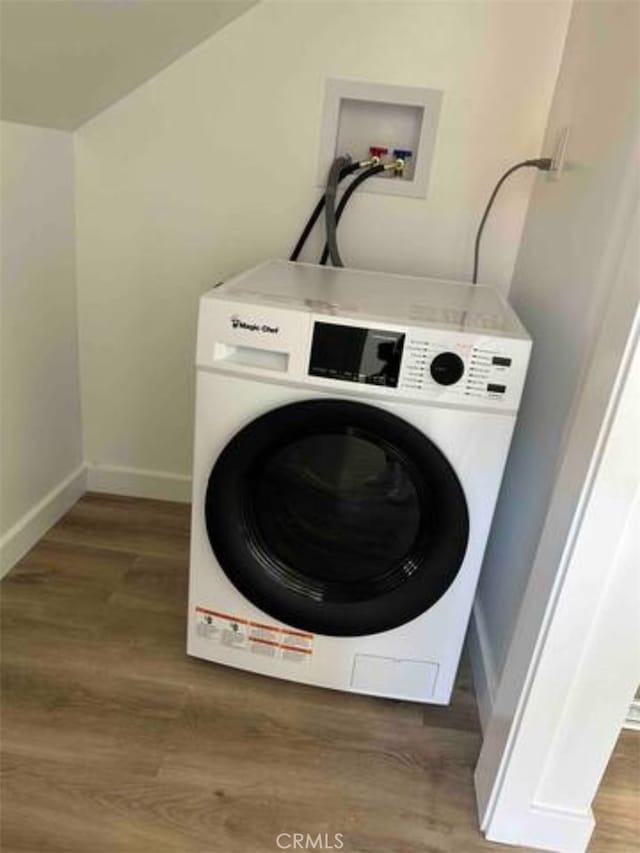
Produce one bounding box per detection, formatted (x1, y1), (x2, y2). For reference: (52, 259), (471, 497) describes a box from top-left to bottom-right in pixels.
(474, 202), (640, 852)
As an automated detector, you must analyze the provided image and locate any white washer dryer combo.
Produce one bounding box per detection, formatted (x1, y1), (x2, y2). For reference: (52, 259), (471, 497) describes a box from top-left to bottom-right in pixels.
(188, 260), (531, 704)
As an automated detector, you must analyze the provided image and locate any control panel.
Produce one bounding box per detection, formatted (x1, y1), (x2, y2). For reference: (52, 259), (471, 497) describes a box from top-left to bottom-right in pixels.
(399, 329), (526, 405)
(307, 319), (529, 410)
(199, 262), (531, 414)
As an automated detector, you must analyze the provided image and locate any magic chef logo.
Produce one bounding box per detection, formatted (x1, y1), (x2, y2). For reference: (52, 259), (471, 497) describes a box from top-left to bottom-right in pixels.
(230, 314), (279, 334)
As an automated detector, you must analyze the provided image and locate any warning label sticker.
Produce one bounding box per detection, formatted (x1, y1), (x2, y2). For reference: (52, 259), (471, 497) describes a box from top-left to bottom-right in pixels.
(195, 607), (313, 663)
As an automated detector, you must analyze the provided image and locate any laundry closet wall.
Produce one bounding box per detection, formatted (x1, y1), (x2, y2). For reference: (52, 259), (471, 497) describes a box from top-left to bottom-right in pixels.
(1, 122), (84, 574)
(472, 0), (640, 719)
(74, 0), (570, 496)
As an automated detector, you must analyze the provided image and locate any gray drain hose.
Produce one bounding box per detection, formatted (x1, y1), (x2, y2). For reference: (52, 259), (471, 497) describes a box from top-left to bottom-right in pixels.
(324, 156), (350, 267)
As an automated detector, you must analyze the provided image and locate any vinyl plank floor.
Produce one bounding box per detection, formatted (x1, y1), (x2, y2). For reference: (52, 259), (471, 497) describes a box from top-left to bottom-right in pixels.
(590, 730), (640, 852)
(1, 493), (637, 852)
(46, 493), (191, 560)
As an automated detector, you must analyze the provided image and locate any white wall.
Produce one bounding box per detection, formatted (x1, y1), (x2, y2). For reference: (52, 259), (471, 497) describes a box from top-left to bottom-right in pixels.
(474, 0), (640, 687)
(1, 1), (257, 129)
(75, 0), (570, 491)
(1, 121), (85, 574)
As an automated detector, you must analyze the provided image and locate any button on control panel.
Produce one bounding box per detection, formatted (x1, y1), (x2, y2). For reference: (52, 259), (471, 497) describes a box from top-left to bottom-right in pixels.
(467, 346), (513, 399)
(399, 332), (521, 404)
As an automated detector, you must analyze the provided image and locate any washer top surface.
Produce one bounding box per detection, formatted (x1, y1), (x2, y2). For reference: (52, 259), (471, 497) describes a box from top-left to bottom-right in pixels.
(204, 260), (530, 341)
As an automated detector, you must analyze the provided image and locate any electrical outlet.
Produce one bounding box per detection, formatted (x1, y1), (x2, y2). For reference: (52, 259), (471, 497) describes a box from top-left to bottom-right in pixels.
(548, 126), (570, 181)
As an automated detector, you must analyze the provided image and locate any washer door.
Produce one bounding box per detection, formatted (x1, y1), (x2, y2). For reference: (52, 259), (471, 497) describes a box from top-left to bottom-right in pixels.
(205, 399), (469, 636)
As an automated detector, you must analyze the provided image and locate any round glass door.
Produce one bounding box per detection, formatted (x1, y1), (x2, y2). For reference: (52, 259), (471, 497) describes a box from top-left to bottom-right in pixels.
(205, 400), (468, 636)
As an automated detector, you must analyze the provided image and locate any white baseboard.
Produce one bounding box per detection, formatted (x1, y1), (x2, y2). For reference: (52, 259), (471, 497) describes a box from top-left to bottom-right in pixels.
(468, 598), (498, 733)
(86, 463), (192, 503)
(623, 699), (640, 731)
(485, 801), (594, 853)
(0, 464), (87, 579)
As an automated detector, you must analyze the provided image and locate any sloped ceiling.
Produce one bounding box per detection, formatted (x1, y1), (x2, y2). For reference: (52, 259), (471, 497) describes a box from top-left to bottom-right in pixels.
(0, 0), (258, 130)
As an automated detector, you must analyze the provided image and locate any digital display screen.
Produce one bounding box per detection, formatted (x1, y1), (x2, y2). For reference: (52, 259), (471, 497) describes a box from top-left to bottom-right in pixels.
(487, 383), (506, 394)
(308, 322), (405, 388)
(492, 356), (512, 367)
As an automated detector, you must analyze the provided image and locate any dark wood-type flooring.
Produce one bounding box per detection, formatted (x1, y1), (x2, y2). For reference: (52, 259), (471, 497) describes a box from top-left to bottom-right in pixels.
(1, 494), (638, 852)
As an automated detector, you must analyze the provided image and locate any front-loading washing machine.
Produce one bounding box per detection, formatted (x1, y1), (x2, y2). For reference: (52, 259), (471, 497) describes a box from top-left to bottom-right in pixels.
(187, 260), (530, 704)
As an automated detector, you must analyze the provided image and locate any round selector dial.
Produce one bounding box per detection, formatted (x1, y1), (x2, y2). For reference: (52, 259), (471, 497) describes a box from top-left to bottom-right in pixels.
(430, 351), (465, 386)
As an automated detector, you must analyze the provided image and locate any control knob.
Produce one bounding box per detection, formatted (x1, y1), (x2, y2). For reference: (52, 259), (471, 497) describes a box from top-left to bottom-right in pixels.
(430, 352), (465, 386)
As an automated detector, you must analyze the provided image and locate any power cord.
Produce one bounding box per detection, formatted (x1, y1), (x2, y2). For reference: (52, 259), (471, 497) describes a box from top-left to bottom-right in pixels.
(472, 157), (552, 284)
